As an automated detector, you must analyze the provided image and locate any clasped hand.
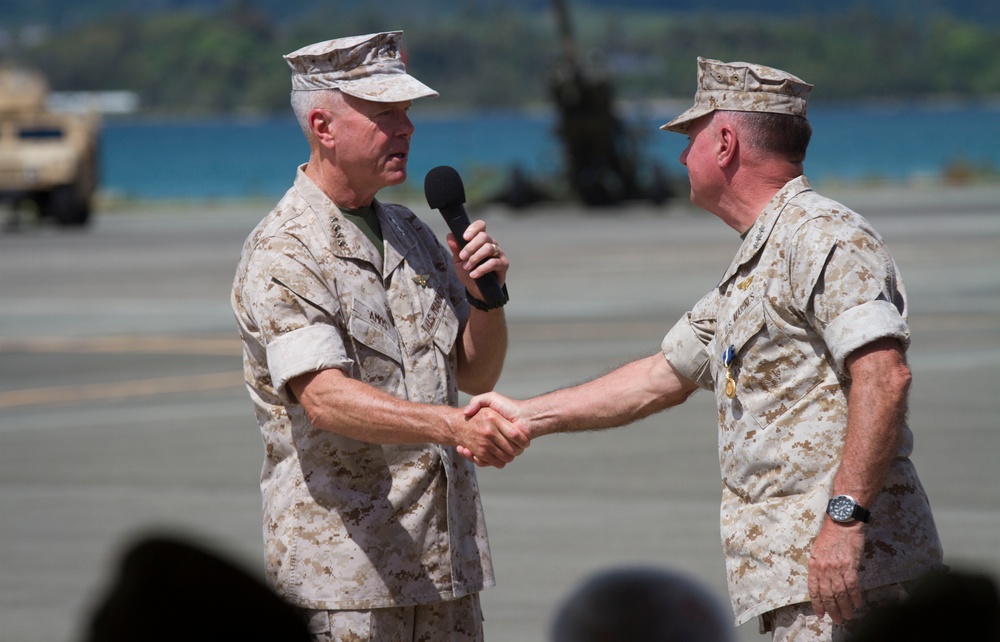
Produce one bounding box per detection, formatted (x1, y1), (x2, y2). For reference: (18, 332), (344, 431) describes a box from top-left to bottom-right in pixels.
(458, 392), (529, 468)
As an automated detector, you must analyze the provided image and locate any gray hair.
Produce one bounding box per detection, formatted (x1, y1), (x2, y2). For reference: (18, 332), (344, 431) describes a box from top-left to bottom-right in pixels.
(290, 88), (343, 142)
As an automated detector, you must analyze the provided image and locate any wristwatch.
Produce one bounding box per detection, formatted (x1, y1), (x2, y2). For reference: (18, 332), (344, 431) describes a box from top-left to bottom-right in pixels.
(826, 495), (871, 524)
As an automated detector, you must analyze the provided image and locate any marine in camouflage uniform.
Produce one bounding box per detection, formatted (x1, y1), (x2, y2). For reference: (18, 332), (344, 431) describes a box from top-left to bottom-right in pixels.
(232, 32), (525, 641)
(464, 58), (943, 642)
(659, 174), (944, 632)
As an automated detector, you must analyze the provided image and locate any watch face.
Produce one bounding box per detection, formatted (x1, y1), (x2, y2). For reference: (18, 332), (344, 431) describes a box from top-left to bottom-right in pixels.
(827, 495), (856, 522)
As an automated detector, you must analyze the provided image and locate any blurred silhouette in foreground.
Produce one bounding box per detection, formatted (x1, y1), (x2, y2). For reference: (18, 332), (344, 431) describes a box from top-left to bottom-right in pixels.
(851, 568), (1000, 642)
(551, 566), (734, 642)
(83, 533), (310, 642)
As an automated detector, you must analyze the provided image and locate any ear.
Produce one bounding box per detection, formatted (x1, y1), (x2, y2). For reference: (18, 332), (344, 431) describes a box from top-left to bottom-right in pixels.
(309, 108), (336, 150)
(716, 124), (738, 168)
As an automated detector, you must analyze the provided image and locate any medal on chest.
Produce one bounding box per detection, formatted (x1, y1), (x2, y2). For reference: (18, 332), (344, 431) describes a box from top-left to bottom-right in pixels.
(722, 344), (737, 399)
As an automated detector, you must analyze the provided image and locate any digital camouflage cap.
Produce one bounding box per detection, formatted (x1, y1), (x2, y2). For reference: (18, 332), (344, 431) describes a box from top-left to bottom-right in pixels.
(284, 31), (438, 103)
(661, 57), (812, 134)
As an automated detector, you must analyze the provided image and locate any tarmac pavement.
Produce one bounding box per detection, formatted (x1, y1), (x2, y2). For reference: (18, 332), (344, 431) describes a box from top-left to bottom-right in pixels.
(2, 184), (998, 641)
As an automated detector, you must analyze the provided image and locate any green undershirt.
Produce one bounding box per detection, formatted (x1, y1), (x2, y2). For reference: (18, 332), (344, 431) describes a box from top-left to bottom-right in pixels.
(341, 204), (384, 263)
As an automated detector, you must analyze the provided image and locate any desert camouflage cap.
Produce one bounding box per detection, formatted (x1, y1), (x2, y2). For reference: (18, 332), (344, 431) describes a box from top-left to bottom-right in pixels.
(661, 57), (812, 134)
(284, 31), (438, 102)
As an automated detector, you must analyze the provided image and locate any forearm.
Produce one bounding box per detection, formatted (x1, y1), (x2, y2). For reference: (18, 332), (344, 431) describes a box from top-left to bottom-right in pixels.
(448, 218), (510, 394)
(457, 307), (508, 394)
(523, 353), (697, 438)
(808, 340), (911, 622)
(832, 338), (911, 507)
(291, 369), (459, 446)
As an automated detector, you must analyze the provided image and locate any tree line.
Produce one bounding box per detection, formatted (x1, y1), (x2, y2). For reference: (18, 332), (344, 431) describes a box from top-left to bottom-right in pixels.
(3, 4), (1000, 115)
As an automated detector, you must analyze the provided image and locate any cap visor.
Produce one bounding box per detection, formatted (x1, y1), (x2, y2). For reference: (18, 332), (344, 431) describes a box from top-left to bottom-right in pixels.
(338, 74), (439, 103)
(660, 105), (710, 133)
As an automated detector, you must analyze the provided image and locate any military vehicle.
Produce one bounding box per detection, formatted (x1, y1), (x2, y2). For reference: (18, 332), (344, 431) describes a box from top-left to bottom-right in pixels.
(0, 67), (100, 226)
(549, 0), (674, 207)
(493, 0), (674, 209)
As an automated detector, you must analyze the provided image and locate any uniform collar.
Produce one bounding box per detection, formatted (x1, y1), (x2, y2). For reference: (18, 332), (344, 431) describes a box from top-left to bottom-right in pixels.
(718, 175), (813, 286)
(374, 200), (416, 278)
(293, 166), (415, 278)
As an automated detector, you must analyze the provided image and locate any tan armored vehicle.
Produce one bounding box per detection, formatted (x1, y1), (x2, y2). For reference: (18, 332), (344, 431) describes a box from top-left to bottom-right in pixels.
(0, 67), (100, 226)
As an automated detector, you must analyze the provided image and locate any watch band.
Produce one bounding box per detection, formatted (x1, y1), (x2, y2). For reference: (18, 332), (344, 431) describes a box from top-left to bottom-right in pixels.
(850, 503), (871, 524)
(466, 284), (508, 311)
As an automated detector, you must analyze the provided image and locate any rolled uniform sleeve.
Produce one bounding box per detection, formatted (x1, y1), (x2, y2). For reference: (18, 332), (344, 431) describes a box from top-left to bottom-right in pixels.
(823, 300), (909, 373)
(243, 238), (352, 404)
(661, 289), (718, 390)
(793, 223), (910, 375)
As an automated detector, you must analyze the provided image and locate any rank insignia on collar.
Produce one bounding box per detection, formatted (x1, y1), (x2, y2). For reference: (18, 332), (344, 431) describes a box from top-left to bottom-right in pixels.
(412, 274), (429, 287)
(737, 275), (754, 291)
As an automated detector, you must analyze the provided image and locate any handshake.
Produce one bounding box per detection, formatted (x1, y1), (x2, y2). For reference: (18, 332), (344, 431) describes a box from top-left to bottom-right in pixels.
(447, 352), (690, 468)
(452, 392), (533, 469)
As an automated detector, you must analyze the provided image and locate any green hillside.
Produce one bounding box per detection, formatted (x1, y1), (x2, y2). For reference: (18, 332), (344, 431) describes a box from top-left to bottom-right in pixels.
(3, 1), (1000, 115)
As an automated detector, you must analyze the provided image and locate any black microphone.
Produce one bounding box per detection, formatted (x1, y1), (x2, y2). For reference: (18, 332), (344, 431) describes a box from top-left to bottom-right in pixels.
(424, 165), (507, 308)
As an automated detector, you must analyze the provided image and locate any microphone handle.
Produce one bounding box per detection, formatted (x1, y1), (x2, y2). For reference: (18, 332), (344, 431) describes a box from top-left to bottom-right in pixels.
(441, 206), (506, 307)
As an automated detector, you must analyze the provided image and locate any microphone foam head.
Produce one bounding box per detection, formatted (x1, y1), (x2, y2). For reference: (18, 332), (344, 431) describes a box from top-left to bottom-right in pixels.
(424, 165), (466, 209)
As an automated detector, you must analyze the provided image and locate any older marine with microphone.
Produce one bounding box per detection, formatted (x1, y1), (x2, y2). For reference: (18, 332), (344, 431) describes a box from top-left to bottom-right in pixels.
(232, 31), (525, 642)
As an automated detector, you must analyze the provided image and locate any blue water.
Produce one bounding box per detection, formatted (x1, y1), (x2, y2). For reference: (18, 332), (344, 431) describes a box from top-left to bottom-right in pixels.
(100, 102), (1000, 200)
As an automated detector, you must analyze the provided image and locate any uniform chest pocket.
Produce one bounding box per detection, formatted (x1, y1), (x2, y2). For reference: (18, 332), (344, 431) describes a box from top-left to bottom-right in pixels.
(719, 294), (824, 427)
(348, 298), (402, 365)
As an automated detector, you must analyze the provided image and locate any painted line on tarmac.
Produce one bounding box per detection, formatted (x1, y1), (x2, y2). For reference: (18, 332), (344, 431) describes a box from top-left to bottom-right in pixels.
(0, 371), (244, 409)
(0, 335), (241, 356)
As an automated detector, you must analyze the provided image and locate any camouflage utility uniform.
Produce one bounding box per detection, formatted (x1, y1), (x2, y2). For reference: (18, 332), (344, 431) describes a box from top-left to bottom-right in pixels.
(231, 168), (495, 611)
(661, 176), (944, 625)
